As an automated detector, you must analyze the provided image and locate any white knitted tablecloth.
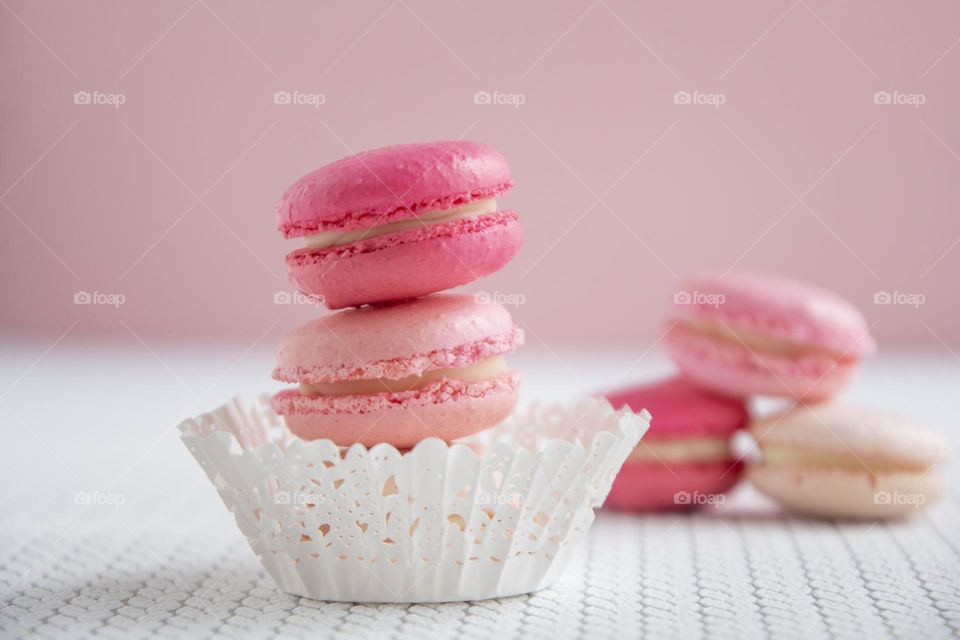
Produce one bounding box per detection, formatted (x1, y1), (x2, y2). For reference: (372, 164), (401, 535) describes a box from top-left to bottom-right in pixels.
(2, 346), (958, 639)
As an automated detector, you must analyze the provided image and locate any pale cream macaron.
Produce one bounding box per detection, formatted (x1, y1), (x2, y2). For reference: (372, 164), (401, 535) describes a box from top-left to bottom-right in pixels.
(749, 403), (948, 519)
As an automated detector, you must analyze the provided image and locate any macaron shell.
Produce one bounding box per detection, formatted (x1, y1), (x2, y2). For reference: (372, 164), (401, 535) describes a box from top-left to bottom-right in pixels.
(751, 403), (948, 469)
(663, 322), (858, 400)
(604, 375), (748, 439)
(605, 460), (743, 511)
(272, 373), (519, 448)
(672, 271), (876, 356)
(273, 294), (523, 383)
(286, 211), (522, 309)
(748, 465), (945, 519)
(278, 141), (512, 237)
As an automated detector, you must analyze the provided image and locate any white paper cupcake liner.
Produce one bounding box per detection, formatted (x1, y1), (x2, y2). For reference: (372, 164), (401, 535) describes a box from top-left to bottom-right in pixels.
(178, 394), (649, 603)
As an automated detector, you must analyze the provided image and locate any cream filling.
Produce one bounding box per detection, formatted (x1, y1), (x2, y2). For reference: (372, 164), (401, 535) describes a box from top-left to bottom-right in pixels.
(304, 198), (498, 249)
(683, 319), (846, 360)
(629, 436), (732, 463)
(299, 356), (507, 397)
(760, 445), (926, 473)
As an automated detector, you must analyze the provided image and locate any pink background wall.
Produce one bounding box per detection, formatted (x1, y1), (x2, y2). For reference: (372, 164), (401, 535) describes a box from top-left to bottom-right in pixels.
(2, 0), (959, 347)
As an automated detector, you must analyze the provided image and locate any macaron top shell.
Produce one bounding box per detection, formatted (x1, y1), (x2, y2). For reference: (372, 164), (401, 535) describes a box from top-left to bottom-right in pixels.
(752, 403), (947, 469)
(604, 376), (748, 439)
(273, 294), (523, 384)
(278, 141), (513, 238)
(671, 272), (876, 357)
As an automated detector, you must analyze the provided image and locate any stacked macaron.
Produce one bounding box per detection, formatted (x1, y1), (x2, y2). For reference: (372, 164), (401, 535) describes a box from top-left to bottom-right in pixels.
(604, 376), (747, 511)
(606, 271), (947, 518)
(279, 140), (520, 309)
(271, 141), (525, 447)
(662, 272), (876, 401)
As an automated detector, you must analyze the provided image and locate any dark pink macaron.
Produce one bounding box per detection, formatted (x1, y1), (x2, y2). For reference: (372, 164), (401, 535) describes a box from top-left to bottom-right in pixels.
(278, 141), (522, 309)
(603, 376), (748, 511)
(271, 294), (523, 448)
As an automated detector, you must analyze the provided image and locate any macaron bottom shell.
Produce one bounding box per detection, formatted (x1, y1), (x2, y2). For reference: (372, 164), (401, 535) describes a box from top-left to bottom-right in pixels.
(286, 210), (522, 309)
(748, 465), (945, 519)
(272, 372), (519, 448)
(605, 459), (743, 512)
(663, 322), (859, 400)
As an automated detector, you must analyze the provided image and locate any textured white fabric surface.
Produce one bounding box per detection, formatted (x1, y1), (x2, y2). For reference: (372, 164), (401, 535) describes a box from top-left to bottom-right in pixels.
(2, 345), (958, 639)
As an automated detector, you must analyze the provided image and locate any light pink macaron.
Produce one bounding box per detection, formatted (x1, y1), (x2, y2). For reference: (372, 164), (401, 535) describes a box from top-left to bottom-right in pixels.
(271, 294), (523, 447)
(749, 403), (948, 519)
(603, 376), (748, 511)
(663, 272), (876, 400)
(279, 141), (522, 309)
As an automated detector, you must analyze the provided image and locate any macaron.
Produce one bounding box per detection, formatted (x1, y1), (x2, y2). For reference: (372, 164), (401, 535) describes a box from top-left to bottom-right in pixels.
(663, 272), (876, 400)
(271, 294), (523, 447)
(749, 403), (948, 519)
(278, 141), (523, 309)
(603, 376), (748, 511)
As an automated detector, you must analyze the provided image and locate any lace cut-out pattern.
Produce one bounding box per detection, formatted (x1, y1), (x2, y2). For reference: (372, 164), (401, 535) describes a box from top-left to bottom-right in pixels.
(179, 395), (647, 602)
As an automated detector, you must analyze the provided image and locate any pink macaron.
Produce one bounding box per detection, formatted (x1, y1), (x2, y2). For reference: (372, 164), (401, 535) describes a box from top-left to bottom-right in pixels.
(603, 376), (748, 511)
(271, 294), (523, 447)
(278, 141), (523, 309)
(663, 272), (876, 400)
